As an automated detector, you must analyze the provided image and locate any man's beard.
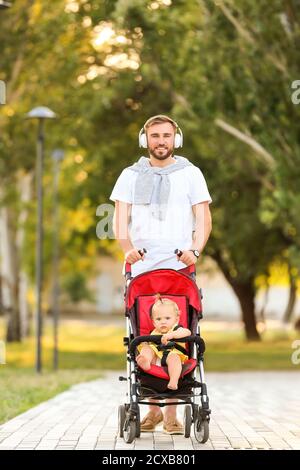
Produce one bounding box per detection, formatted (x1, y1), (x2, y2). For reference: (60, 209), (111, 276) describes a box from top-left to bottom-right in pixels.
(149, 146), (174, 160)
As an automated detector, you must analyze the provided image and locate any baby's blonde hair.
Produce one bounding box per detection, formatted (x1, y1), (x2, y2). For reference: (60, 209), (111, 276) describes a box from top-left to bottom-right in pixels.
(150, 293), (180, 318)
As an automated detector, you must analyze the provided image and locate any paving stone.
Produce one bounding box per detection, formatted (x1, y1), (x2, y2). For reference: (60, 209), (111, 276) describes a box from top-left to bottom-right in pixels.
(1, 371), (300, 450)
(228, 437), (252, 449)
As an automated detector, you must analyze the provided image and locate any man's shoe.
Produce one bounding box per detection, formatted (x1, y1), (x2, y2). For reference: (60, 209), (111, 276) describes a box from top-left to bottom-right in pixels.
(140, 411), (163, 432)
(163, 419), (184, 435)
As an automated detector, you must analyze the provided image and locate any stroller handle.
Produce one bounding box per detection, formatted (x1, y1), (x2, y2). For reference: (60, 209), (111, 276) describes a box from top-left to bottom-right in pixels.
(125, 248), (196, 280)
(129, 334), (205, 355)
(125, 248), (147, 281)
(174, 249), (196, 277)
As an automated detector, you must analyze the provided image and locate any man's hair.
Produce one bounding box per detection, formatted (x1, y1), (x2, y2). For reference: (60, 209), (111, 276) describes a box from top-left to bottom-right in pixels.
(144, 114), (178, 132)
(150, 293), (180, 318)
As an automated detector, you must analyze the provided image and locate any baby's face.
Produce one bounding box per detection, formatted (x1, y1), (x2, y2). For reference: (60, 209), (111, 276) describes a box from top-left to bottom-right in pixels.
(152, 304), (178, 333)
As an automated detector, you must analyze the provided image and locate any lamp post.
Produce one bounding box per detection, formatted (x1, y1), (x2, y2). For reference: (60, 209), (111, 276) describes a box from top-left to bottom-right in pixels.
(51, 149), (64, 370)
(26, 106), (56, 373)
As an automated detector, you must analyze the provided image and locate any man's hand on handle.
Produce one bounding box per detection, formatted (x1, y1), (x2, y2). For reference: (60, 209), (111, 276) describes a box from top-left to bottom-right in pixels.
(176, 250), (198, 266)
(125, 247), (197, 267)
(125, 248), (145, 265)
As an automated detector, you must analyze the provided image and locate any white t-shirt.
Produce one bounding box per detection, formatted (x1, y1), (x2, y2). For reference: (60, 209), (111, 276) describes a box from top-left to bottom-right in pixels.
(110, 158), (212, 277)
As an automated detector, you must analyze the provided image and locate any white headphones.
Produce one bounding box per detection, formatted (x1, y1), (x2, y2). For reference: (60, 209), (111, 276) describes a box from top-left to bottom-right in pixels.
(138, 115), (183, 149)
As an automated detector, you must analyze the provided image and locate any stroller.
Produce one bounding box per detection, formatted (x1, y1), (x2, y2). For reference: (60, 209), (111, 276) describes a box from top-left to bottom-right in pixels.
(118, 250), (211, 444)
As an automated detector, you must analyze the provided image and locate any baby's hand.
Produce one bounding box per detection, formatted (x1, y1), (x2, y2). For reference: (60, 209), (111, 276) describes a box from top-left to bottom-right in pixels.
(161, 333), (174, 345)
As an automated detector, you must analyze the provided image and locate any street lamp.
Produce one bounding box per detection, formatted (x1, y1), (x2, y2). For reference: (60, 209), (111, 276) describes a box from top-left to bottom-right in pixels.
(26, 106), (56, 373)
(0, 1), (12, 9)
(51, 149), (64, 370)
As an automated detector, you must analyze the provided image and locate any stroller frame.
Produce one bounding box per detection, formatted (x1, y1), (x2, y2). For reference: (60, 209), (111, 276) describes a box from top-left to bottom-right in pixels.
(118, 262), (211, 444)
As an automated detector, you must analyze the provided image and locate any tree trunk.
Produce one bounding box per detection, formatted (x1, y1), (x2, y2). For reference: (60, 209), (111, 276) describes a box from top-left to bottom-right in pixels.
(0, 205), (21, 342)
(16, 171), (33, 337)
(229, 279), (261, 341)
(283, 269), (297, 323)
(211, 251), (260, 340)
(258, 281), (269, 325)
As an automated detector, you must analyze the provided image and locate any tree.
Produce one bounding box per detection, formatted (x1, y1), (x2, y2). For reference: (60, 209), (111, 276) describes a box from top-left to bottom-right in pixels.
(0, 0), (97, 340)
(98, 0), (300, 339)
(1, 0), (299, 342)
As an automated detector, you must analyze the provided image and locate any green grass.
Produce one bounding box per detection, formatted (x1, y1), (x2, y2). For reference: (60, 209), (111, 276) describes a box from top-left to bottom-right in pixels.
(0, 368), (101, 424)
(0, 319), (127, 424)
(203, 328), (299, 371)
(2, 320), (126, 370)
(0, 318), (299, 424)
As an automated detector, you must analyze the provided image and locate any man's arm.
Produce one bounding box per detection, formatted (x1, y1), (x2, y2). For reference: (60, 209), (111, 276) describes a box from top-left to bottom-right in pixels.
(191, 201), (212, 253)
(113, 200), (144, 264)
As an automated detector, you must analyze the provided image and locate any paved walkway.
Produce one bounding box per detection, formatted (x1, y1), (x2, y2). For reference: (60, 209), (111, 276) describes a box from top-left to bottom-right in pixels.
(0, 371), (300, 450)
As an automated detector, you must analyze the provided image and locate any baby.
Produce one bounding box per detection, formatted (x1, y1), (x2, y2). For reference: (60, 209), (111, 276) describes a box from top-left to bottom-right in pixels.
(136, 294), (191, 390)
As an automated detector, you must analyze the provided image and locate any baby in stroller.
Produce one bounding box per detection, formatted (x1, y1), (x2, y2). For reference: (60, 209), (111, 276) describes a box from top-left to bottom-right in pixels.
(118, 256), (211, 444)
(136, 293), (191, 390)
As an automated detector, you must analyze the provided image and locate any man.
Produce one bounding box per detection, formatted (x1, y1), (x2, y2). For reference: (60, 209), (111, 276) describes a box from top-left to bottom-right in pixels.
(110, 114), (212, 434)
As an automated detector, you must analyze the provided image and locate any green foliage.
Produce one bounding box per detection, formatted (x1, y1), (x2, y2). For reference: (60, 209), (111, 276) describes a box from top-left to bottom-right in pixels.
(1, 0), (300, 325)
(106, 0), (300, 286)
(62, 272), (94, 303)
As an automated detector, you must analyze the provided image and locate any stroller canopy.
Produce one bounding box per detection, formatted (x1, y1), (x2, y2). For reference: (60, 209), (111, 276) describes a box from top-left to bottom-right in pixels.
(125, 268), (202, 312)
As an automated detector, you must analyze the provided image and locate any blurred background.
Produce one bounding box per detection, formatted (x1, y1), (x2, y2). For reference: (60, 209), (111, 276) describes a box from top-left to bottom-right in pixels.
(0, 0), (300, 422)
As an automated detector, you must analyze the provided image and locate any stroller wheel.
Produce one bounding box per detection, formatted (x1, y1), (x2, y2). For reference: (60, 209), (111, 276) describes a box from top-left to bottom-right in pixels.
(183, 405), (192, 438)
(123, 419), (136, 444)
(118, 405), (126, 438)
(194, 415), (209, 443)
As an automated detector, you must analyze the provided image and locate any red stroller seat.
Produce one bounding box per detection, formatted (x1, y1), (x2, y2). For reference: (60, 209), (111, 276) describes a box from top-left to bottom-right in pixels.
(136, 294), (197, 384)
(125, 267), (203, 394)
